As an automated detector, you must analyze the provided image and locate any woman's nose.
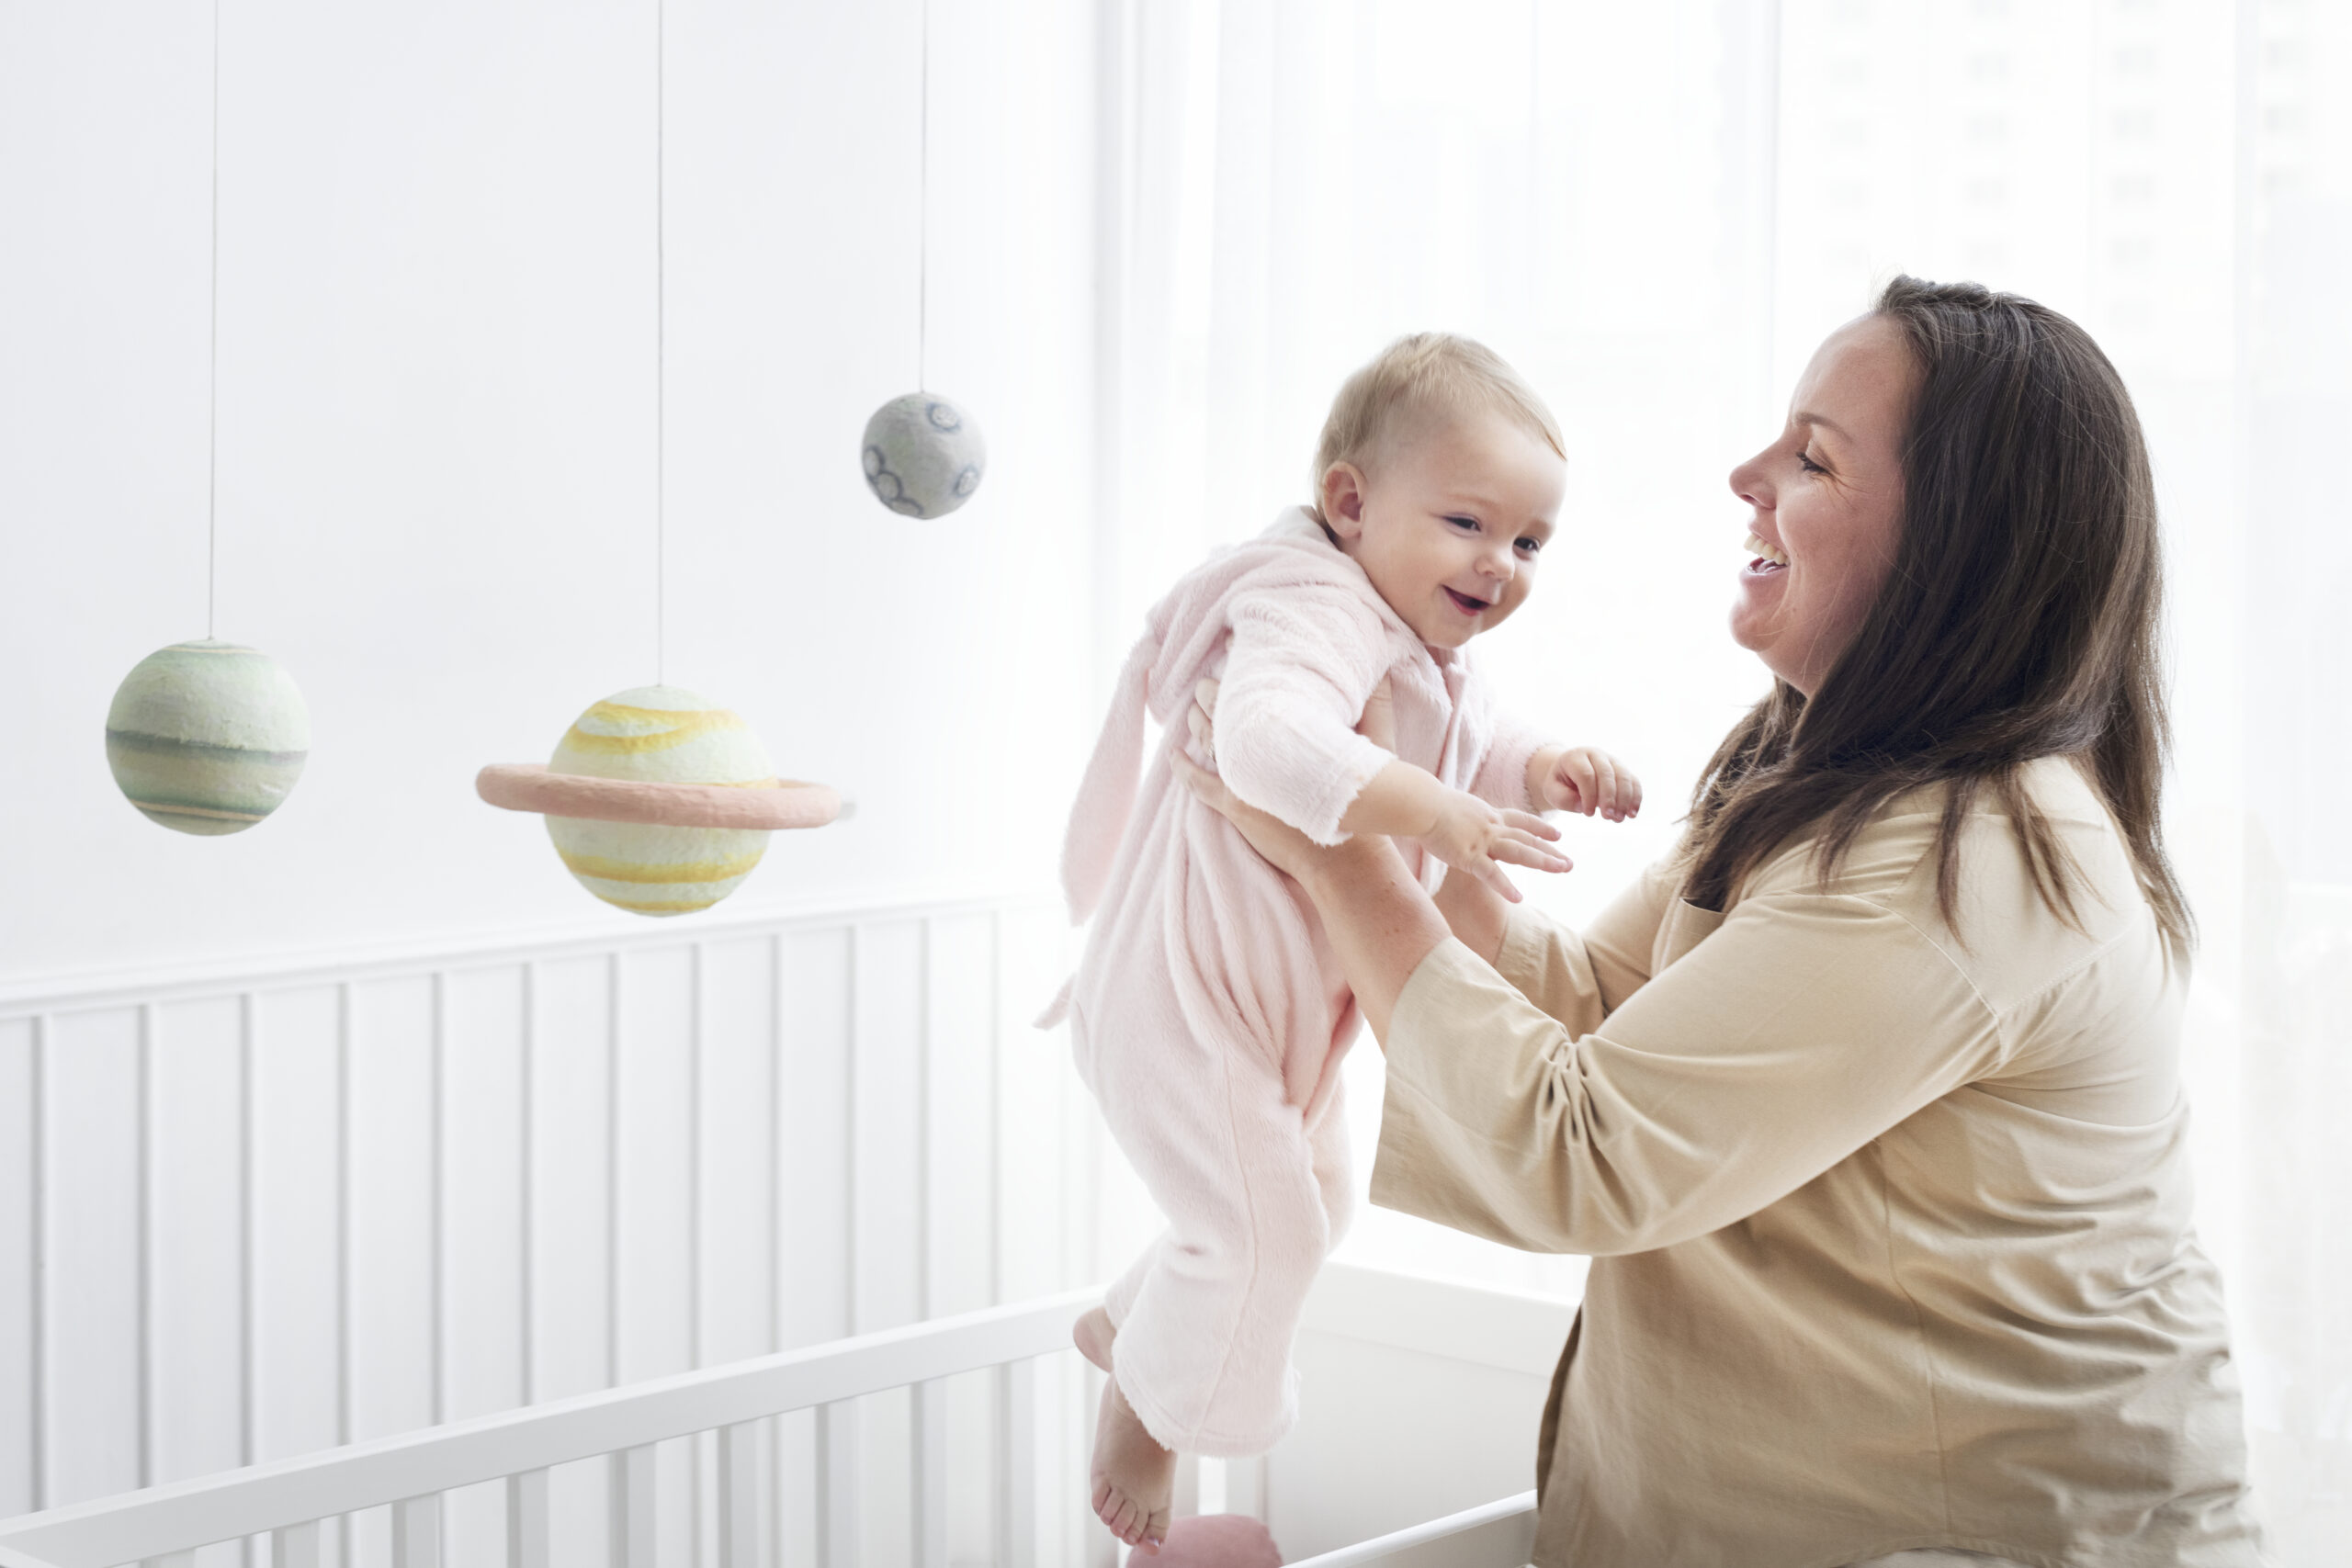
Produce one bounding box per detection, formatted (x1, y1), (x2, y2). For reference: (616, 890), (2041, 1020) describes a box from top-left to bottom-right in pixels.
(1729, 452), (1771, 510)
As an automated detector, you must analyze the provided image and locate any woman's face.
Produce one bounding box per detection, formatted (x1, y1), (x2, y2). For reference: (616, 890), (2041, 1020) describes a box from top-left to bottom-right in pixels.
(1726, 314), (1917, 695)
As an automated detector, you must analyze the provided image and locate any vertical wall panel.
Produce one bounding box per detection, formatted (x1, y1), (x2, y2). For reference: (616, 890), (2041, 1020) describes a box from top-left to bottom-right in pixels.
(544, 1453), (609, 1568)
(0, 1018), (35, 1516)
(930, 917), (1003, 1568)
(852, 919), (924, 1563)
(345, 976), (436, 1443)
(251, 986), (343, 1463)
(772, 929), (851, 1568)
(998, 905), (1073, 1304)
(776, 930), (852, 1354)
(927, 914), (998, 1319)
(852, 920), (924, 1336)
(440, 968), (526, 1424)
(700, 938), (778, 1368)
(528, 956), (614, 1404)
(150, 996), (247, 1484)
(615, 948), (694, 1386)
(41, 1008), (142, 1507)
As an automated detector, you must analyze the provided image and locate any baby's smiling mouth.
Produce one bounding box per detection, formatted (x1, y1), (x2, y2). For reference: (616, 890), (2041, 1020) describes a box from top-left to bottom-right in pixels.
(1443, 587), (1493, 615)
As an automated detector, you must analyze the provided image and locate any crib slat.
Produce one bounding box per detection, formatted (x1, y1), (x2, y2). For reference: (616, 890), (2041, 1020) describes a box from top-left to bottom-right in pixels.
(608, 1447), (656, 1568)
(391, 1495), (440, 1568)
(146, 1553), (198, 1568)
(911, 1379), (949, 1567)
(505, 1468), (549, 1568)
(994, 1357), (1037, 1565)
(815, 1401), (859, 1568)
(717, 1423), (759, 1568)
(272, 1521), (321, 1568)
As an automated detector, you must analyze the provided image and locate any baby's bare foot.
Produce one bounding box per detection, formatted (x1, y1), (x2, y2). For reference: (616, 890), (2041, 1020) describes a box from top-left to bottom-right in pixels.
(1091, 1374), (1175, 1554)
(1073, 1305), (1116, 1372)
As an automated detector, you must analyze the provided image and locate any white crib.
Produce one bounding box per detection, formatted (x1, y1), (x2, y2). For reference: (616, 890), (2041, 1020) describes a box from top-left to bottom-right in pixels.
(0, 1263), (1565, 1568)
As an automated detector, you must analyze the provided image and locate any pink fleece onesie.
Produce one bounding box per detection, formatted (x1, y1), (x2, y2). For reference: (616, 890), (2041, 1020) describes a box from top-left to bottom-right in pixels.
(1047, 508), (1546, 1457)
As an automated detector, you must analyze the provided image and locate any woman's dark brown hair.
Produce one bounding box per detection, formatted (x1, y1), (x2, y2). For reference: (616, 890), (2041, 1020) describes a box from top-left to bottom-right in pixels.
(1681, 275), (2192, 950)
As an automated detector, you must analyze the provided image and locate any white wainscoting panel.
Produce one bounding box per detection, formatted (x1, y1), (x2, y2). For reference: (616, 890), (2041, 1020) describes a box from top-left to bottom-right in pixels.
(0, 894), (1086, 1566)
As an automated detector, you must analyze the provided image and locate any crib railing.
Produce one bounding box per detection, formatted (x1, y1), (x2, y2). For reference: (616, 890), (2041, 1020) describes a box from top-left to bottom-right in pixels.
(0, 1286), (1100, 1568)
(1, 1260), (1566, 1568)
(1287, 1493), (1536, 1568)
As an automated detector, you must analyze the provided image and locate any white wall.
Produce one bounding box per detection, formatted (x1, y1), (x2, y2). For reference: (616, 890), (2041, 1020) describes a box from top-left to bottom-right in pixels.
(0, 0), (1102, 985)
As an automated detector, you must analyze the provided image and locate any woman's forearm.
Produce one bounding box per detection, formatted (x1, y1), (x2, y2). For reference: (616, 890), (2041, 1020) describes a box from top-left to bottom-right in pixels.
(1431, 865), (1511, 966)
(1299, 838), (1453, 1043)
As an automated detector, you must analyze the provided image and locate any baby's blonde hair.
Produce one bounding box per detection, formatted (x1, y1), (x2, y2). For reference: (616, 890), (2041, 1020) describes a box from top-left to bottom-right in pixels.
(1310, 333), (1565, 519)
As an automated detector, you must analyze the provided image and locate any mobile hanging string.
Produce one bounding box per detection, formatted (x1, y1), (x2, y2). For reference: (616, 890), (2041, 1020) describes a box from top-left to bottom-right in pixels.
(854, 0), (984, 521)
(655, 0), (667, 685)
(918, 0), (930, 393)
(207, 0), (221, 638)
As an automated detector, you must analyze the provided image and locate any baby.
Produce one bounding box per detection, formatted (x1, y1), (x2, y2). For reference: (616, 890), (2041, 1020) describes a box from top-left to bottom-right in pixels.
(1046, 334), (1640, 1551)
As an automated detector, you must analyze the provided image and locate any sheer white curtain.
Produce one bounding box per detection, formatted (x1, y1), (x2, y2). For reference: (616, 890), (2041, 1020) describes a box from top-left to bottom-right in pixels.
(1091, 0), (2348, 1556)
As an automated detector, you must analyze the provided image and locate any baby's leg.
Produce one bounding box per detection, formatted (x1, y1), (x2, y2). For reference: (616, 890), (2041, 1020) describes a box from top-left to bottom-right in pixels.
(1083, 1089), (1347, 1553)
(1083, 1087), (1346, 1382)
(1307, 1075), (1355, 1249)
(1082, 1030), (1329, 1553)
(1091, 1021), (1335, 1458)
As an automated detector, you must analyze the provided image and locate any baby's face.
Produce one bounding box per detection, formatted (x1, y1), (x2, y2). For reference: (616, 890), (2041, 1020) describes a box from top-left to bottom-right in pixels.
(1323, 412), (1565, 650)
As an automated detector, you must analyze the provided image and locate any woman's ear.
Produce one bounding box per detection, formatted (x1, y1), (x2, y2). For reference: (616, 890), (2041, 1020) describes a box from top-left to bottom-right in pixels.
(1321, 462), (1370, 542)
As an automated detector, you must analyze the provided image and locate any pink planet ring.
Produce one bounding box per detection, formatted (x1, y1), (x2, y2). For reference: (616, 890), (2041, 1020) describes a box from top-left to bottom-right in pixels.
(475, 764), (842, 831)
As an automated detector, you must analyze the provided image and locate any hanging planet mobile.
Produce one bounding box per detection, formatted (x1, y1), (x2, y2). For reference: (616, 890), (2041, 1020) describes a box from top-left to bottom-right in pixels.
(862, 391), (986, 518)
(106, 640), (311, 835)
(476, 685), (839, 917)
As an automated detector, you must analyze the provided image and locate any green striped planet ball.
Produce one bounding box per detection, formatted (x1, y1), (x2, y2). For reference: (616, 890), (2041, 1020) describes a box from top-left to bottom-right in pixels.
(544, 685), (775, 916)
(861, 392), (986, 518)
(105, 640), (311, 836)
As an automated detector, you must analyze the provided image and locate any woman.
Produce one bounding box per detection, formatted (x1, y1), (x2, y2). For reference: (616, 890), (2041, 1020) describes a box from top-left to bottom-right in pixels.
(1178, 278), (2263, 1565)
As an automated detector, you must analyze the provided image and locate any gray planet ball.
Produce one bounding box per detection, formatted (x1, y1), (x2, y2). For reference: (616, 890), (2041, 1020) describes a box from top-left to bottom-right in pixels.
(861, 392), (986, 518)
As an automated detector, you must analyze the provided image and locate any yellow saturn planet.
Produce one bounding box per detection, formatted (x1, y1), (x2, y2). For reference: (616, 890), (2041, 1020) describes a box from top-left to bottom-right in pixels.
(476, 685), (840, 917)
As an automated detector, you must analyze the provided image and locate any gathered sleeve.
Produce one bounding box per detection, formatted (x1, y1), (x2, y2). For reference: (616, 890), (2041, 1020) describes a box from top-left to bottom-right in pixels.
(1213, 582), (1398, 845)
(1521, 853), (1680, 1016)
(1469, 709), (1550, 814)
(1369, 882), (2004, 1257)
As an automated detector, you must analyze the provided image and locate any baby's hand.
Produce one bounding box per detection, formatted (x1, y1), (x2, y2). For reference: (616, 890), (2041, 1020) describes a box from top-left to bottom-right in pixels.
(1423, 786), (1571, 903)
(1541, 747), (1643, 822)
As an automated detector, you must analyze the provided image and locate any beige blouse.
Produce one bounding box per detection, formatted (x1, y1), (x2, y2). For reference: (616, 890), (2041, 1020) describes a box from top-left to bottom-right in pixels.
(1371, 758), (2262, 1566)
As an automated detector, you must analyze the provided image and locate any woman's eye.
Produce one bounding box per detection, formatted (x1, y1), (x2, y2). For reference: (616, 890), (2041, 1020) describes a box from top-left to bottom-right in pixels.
(1796, 450), (1827, 475)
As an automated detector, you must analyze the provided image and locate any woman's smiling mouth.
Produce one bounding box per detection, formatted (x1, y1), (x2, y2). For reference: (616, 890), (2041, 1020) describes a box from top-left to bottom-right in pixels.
(1443, 586), (1493, 615)
(1743, 532), (1790, 575)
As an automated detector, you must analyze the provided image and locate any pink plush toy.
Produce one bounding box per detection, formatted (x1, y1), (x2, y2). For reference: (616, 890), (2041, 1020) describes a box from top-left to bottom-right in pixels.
(1153, 1515), (1282, 1567)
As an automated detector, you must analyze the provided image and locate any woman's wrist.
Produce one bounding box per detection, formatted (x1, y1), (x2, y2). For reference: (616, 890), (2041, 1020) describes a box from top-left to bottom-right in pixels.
(1431, 864), (1511, 965)
(1302, 833), (1397, 905)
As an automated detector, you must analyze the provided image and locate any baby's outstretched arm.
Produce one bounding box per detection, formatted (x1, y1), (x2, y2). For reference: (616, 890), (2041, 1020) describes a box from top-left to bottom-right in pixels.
(1339, 761), (1571, 902)
(1526, 745), (1643, 823)
(1195, 674), (1568, 904)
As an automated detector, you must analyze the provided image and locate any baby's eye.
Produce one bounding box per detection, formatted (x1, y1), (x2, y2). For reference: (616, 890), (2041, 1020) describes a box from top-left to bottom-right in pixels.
(1444, 514), (1480, 532)
(1515, 536), (1543, 556)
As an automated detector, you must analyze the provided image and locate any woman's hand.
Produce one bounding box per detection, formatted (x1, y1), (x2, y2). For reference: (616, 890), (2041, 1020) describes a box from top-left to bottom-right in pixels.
(1176, 677), (1453, 1040)
(1178, 676), (1370, 884)
(1169, 749), (1329, 883)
